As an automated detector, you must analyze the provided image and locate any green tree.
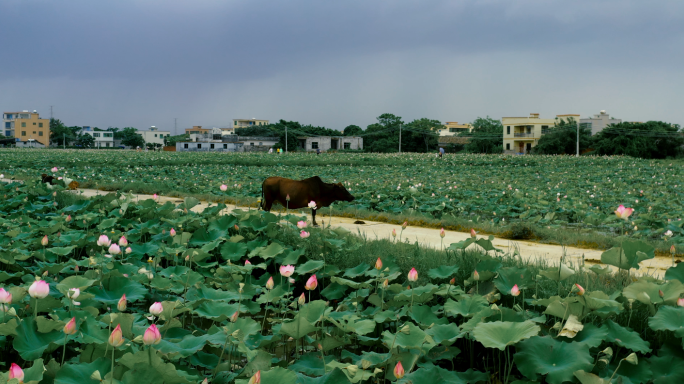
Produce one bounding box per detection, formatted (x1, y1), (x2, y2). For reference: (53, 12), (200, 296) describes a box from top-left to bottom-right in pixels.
(532, 117), (592, 155)
(462, 117), (503, 154)
(364, 113), (404, 153)
(165, 133), (189, 147)
(121, 127), (145, 148)
(403, 118), (442, 152)
(343, 125), (363, 136)
(50, 118), (78, 146)
(592, 121), (683, 159)
(75, 133), (95, 148)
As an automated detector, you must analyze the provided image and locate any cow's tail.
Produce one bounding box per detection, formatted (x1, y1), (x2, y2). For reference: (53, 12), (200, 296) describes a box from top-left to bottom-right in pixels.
(259, 180), (265, 211)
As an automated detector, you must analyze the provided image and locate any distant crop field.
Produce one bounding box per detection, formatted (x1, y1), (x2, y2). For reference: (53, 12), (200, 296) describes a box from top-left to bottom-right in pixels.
(1, 149), (682, 242)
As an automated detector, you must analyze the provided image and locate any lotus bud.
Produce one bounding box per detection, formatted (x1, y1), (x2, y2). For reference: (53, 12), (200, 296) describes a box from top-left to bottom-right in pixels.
(672, 245), (677, 255)
(149, 302), (163, 316)
(118, 236), (128, 247)
(8, 363), (24, 382)
(407, 268), (418, 282)
(624, 353), (638, 365)
(108, 324), (124, 347)
(68, 288), (80, 300)
(41, 235), (49, 246)
(473, 270), (480, 281)
(42, 270), (49, 277)
(305, 275), (318, 290)
(394, 362), (405, 379)
(402, 221), (408, 230)
(511, 284), (520, 297)
(230, 311), (239, 323)
(108, 243), (121, 255)
(288, 277), (295, 284)
(678, 298), (684, 307)
(399, 324), (410, 334)
(170, 228), (176, 237)
(297, 221), (307, 229)
(614, 205), (634, 220)
(125, 246), (132, 254)
(245, 259), (251, 266)
(220, 184), (228, 191)
(382, 279), (389, 288)
(28, 279), (50, 299)
(491, 304), (499, 311)
(63, 317), (77, 335)
(239, 283), (245, 293)
(279, 265), (295, 277)
(118, 294), (127, 311)
(298, 293), (306, 305)
(449, 277), (456, 285)
(308, 201), (317, 210)
(97, 234), (111, 247)
(346, 365), (358, 375)
(265, 277), (274, 290)
(202, 378), (208, 384)
(143, 324), (162, 345)
(392, 228), (397, 238)
(659, 290), (664, 298)
(0, 288), (12, 304)
(234, 225), (239, 231)
(248, 370), (261, 384)
(375, 258), (383, 270)
(575, 284), (585, 296)
(300, 230), (310, 239)
(440, 228), (445, 238)
(74, 265), (79, 272)
(470, 228), (477, 238)
(66, 215), (71, 222)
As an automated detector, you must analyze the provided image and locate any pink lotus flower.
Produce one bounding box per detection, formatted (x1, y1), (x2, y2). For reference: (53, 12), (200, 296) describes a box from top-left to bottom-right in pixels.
(97, 235), (111, 247)
(41, 235), (48, 246)
(392, 228), (397, 238)
(280, 265), (295, 277)
(109, 324), (124, 347)
(300, 230), (310, 239)
(108, 243), (121, 255)
(375, 258), (383, 270)
(8, 363), (24, 382)
(407, 268), (418, 282)
(470, 229), (477, 238)
(51, 167), (58, 172)
(170, 228), (176, 237)
(575, 284), (585, 296)
(118, 236), (128, 247)
(394, 361), (405, 379)
(153, 193), (158, 200)
(265, 277), (274, 290)
(677, 298), (684, 307)
(511, 284), (520, 297)
(672, 245), (677, 255)
(28, 280), (50, 299)
(220, 184), (228, 192)
(440, 228), (445, 238)
(118, 294), (127, 311)
(68, 288), (80, 300)
(473, 270), (480, 281)
(143, 324), (162, 345)
(125, 247), (132, 254)
(614, 205), (634, 220)
(149, 302), (163, 316)
(297, 221), (307, 229)
(230, 311), (239, 323)
(63, 317), (77, 335)
(0, 288), (12, 304)
(305, 275), (318, 290)
(248, 370), (261, 384)
(402, 221), (408, 230)
(298, 293), (306, 305)
(286, 194), (290, 201)
(382, 279), (389, 288)
(245, 259), (252, 266)
(66, 215), (71, 222)
(449, 277), (456, 285)
(308, 201), (317, 210)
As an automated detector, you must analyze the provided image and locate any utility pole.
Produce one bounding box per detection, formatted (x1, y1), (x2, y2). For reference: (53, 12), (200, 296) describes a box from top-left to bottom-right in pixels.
(174, 118), (177, 135)
(50, 106), (53, 119)
(576, 122), (580, 157)
(285, 126), (288, 153)
(63, 133), (65, 150)
(398, 124), (402, 153)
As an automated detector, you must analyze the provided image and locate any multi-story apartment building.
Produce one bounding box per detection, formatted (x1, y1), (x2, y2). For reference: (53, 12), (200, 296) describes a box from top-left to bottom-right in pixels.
(580, 110), (621, 135)
(437, 122), (473, 136)
(502, 113), (580, 154)
(233, 118), (269, 128)
(79, 127), (115, 148)
(3, 110), (50, 147)
(138, 126), (171, 146)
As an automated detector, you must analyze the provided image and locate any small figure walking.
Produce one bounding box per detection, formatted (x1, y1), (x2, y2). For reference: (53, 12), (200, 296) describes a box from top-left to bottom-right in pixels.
(439, 147), (445, 158)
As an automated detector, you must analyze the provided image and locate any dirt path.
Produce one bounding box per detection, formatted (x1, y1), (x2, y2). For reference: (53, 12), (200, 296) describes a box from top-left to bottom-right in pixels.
(67, 187), (674, 277)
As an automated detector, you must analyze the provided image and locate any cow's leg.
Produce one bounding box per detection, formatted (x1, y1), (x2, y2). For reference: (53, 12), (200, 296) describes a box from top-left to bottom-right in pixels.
(311, 208), (318, 227)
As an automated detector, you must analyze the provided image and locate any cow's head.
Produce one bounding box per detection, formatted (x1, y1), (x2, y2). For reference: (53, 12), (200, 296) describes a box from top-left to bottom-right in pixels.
(333, 182), (355, 202)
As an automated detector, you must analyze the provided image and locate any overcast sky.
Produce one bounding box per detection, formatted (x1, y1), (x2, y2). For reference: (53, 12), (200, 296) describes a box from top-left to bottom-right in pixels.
(2, 0), (683, 134)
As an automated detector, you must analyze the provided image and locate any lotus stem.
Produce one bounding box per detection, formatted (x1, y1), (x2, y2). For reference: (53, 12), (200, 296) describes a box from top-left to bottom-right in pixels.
(608, 359), (625, 383)
(61, 333), (68, 366)
(214, 331), (230, 378)
(110, 346), (116, 383)
(33, 297), (38, 319)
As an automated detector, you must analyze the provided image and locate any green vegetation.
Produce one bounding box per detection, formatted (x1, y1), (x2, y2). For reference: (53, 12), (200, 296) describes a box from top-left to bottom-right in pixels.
(532, 118), (593, 155)
(1, 179), (683, 384)
(592, 121), (684, 159)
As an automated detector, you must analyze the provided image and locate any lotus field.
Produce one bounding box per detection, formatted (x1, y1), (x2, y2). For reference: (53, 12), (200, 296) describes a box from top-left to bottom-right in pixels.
(4, 172), (684, 384)
(1, 150), (683, 244)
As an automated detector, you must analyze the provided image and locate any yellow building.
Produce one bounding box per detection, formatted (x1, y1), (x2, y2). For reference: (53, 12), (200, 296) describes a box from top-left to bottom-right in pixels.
(502, 113), (579, 154)
(3, 110), (50, 147)
(233, 118), (269, 128)
(438, 122), (473, 136)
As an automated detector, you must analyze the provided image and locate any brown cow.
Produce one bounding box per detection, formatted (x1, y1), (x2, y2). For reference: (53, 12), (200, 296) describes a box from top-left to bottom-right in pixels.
(261, 176), (355, 226)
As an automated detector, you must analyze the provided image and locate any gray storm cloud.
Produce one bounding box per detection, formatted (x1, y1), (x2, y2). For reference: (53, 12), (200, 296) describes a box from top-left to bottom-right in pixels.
(1, 0), (683, 132)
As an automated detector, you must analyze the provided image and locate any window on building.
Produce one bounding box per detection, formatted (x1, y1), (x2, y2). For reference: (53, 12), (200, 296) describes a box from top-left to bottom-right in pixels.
(33, 131), (36, 134)
(223, 144), (227, 149)
(103, 133), (113, 137)
(344, 142), (351, 149)
(541, 125), (549, 134)
(39, 131), (43, 136)
(106, 143), (109, 147)
(197, 144), (202, 149)
(93, 133), (100, 137)
(210, 144), (215, 149)
(506, 126), (510, 134)
(5, 131), (11, 136)
(259, 142), (263, 145)
(4, 122), (9, 128)
(311, 142), (319, 149)
(38, 123), (43, 127)
(21, 131), (26, 136)
(184, 144), (188, 149)
(154, 134), (157, 137)
(33, 122), (36, 125)
(250, 143), (254, 146)
(506, 143), (510, 150)
(21, 122), (26, 127)
(526, 143), (532, 152)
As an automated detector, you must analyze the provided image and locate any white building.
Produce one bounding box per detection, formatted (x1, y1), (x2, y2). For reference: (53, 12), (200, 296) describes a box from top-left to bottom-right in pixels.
(177, 141), (243, 152)
(580, 110), (622, 135)
(79, 127), (114, 148)
(297, 136), (363, 152)
(138, 126), (171, 146)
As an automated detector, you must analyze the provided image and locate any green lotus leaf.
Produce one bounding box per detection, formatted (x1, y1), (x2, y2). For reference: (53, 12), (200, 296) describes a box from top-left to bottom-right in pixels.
(46, 246), (76, 256)
(514, 336), (593, 384)
(241, 349), (273, 378)
(280, 248), (306, 265)
(56, 275), (97, 296)
(0, 271), (22, 283)
(392, 284), (439, 304)
(473, 321), (540, 350)
(54, 357), (112, 384)
(494, 267), (533, 293)
(573, 370), (608, 384)
(410, 304), (448, 327)
(649, 354), (684, 384)
(539, 263), (575, 282)
(343, 263), (370, 278)
(330, 276), (373, 289)
(598, 357), (652, 384)
(248, 366), (297, 384)
(623, 279), (684, 307)
(460, 307), (499, 333)
(397, 365), (466, 384)
(297, 260), (326, 275)
(128, 242), (160, 257)
(562, 323), (607, 348)
(648, 306), (684, 336)
(194, 301), (240, 321)
(444, 296), (489, 318)
(118, 349), (189, 384)
(219, 241), (248, 261)
(601, 240), (655, 271)
(295, 368), (352, 384)
(589, 265), (612, 276)
(156, 334), (211, 358)
(583, 291), (623, 318)
(425, 323), (463, 346)
(602, 320), (651, 353)
(257, 242), (285, 259)
(427, 265), (460, 280)
(0, 318), (19, 336)
(88, 276), (148, 304)
(381, 322), (432, 351)
(280, 302), (327, 339)
(447, 237), (476, 251)
(289, 353), (336, 377)
(13, 318), (64, 360)
(35, 316), (65, 333)
(320, 282), (349, 300)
